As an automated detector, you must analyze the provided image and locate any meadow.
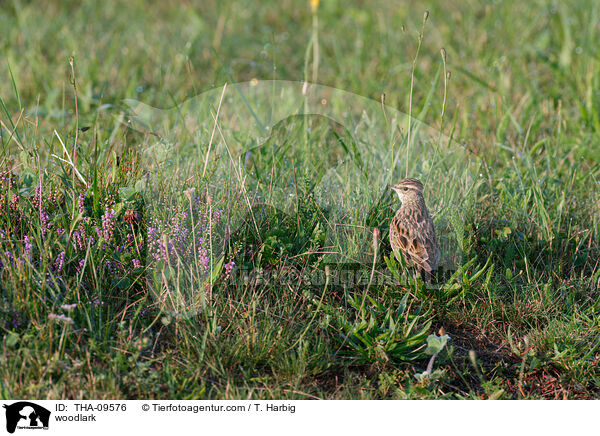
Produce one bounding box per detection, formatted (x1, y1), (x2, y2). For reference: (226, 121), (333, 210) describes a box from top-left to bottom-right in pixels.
(1, 0), (599, 399)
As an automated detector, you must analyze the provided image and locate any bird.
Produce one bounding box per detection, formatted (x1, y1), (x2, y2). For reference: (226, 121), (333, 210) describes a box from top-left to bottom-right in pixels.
(389, 178), (440, 282)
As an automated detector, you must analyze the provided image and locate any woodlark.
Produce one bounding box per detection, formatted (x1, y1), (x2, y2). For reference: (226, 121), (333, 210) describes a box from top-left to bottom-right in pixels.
(389, 178), (440, 282)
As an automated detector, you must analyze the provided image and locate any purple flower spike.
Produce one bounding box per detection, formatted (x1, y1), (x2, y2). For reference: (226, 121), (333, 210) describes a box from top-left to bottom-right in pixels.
(78, 193), (86, 215)
(24, 236), (33, 258)
(75, 258), (86, 273)
(224, 260), (235, 279)
(33, 186), (42, 209)
(101, 209), (116, 245)
(54, 251), (66, 272)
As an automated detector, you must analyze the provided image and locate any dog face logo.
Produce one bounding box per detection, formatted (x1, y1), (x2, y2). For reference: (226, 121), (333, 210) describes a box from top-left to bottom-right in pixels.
(2, 402), (51, 434)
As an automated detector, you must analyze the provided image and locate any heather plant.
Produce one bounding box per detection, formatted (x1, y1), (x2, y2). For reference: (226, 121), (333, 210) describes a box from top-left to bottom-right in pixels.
(144, 184), (236, 317)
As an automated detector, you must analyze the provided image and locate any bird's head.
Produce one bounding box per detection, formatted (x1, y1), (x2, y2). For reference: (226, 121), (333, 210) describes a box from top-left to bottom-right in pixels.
(389, 178), (424, 203)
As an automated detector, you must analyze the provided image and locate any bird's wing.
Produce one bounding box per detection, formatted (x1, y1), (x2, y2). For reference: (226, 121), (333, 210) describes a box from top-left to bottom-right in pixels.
(418, 217), (440, 270)
(391, 214), (433, 272)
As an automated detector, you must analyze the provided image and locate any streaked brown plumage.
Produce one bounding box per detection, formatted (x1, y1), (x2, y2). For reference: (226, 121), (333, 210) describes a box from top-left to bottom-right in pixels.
(389, 178), (439, 282)
(123, 208), (142, 225)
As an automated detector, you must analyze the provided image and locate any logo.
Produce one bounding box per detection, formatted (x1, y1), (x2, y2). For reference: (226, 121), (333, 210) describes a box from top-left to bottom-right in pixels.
(2, 402), (50, 434)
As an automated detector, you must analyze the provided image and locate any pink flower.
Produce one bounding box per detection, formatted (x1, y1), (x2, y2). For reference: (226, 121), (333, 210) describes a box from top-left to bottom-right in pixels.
(224, 261), (235, 279)
(24, 236), (33, 258)
(75, 258), (86, 273)
(33, 186), (42, 209)
(54, 251), (66, 272)
(78, 193), (86, 215)
(101, 209), (116, 245)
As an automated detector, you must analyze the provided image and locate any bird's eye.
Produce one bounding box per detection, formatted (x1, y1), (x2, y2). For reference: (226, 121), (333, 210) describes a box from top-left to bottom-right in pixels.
(403, 187), (408, 191)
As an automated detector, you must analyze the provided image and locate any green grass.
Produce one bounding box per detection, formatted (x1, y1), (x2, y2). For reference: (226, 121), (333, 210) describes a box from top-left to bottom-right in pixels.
(1, 0), (600, 399)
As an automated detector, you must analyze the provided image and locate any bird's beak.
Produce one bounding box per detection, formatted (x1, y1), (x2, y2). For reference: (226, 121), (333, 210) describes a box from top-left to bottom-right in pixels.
(388, 184), (397, 192)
